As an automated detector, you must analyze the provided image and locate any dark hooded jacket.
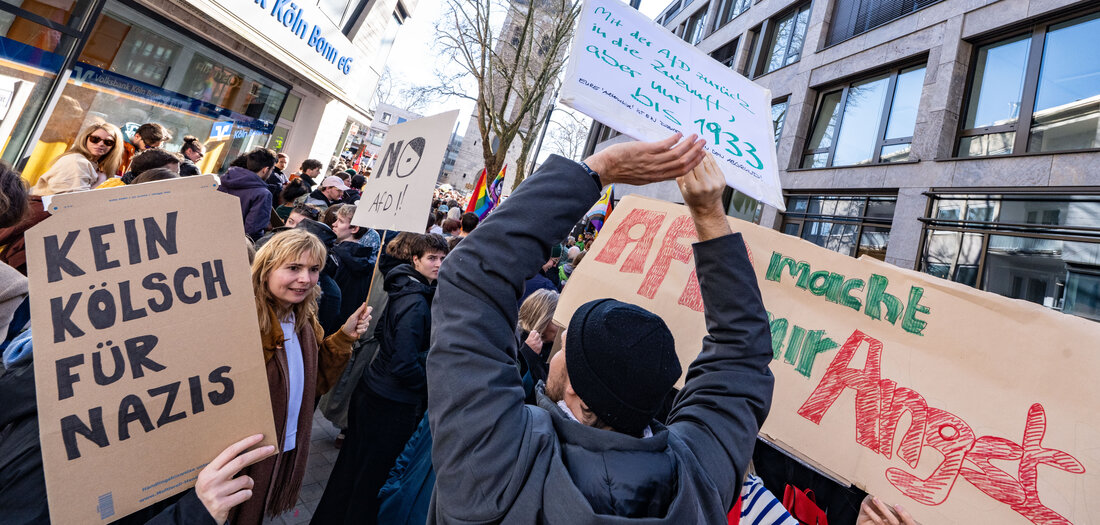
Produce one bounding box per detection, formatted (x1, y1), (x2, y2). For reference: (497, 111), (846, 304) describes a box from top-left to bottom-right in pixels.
(179, 159), (200, 177)
(362, 264), (435, 405)
(217, 166), (272, 240)
(333, 240), (375, 322)
(426, 155), (774, 523)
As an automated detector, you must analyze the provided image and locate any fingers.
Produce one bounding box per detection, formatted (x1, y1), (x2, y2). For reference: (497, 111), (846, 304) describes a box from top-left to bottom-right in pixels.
(872, 497), (901, 525)
(895, 504), (919, 525)
(216, 475), (255, 498)
(208, 434), (264, 471)
(223, 444), (277, 477)
(651, 134), (700, 166)
(220, 488), (254, 509)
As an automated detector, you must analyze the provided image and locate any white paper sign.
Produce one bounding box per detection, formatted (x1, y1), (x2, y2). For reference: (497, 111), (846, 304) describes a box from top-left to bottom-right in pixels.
(352, 110), (460, 232)
(561, 0), (785, 210)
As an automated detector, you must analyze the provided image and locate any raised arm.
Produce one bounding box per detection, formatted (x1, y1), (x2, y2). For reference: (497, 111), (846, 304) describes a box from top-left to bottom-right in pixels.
(668, 154), (775, 506)
(428, 135), (704, 521)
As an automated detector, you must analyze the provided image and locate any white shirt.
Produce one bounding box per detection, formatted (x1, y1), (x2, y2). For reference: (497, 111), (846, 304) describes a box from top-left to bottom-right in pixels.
(280, 314), (305, 451)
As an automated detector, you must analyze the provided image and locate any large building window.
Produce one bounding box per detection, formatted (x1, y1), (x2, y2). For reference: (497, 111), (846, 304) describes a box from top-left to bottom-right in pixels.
(957, 12), (1100, 157)
(772, 98), (788, 146)
(683, 6), (708, 44)
(920, 193), (1100, 322)
(825, 0), (942, 46)
(748, 3), (810, 77)
(710, 38), (739, 68)
(715, 0), (751, 30)
(802, 64), (925, 168)
(781, 194), (896, 260)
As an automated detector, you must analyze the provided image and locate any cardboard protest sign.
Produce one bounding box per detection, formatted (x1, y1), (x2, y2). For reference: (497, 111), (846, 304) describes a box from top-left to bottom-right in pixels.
(25, 176), (277, 523)
(352, 110), (460, 232)
(556, 195), (1100, 525)
(560, 0), (784, 210)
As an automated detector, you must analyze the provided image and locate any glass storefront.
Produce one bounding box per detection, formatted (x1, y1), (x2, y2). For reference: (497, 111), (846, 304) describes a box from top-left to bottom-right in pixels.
(920, 194), (1100, 322)
(0, 0), (99, 166)
(11, 0), (288, 182)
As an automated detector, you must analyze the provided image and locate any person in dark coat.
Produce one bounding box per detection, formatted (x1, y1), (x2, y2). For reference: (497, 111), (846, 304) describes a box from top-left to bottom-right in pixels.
(179, 135), (204, 176)
(426, 135), (775, 523)
(312, 234), (449, 525)
(330, 204), (375, 322)
(217, 148), (276, 241)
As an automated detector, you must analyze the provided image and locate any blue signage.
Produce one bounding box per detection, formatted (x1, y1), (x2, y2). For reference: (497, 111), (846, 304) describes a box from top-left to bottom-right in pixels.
(210, 121), (234, 141)
(254, 0), (353, 76)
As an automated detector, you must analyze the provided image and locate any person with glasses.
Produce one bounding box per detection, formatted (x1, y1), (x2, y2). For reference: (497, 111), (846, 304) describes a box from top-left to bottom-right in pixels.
(180, 135), (205, 176)
(120, 122), (170, 175)
(30, 123), (124, 196)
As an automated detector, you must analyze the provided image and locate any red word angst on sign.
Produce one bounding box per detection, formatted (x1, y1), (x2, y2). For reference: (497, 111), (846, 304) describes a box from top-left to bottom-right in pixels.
(797, 330), (1085, 524)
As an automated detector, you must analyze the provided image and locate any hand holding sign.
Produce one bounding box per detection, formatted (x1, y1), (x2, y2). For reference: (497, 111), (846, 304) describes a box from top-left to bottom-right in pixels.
(677, 153), (732, 242)
(195, 434), (277, 525)
(857, 496), (921, 525)
(341, 303), (372, 339)
(583, 132), (705, 185)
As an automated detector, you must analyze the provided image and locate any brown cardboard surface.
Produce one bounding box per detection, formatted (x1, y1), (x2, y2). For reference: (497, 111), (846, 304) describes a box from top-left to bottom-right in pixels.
(556, 194), (1099, 525)
(26, 176), (277, 523)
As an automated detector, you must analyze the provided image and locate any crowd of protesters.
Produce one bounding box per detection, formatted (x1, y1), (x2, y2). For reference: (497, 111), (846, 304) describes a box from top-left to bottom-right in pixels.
(0, 123), (918, 525)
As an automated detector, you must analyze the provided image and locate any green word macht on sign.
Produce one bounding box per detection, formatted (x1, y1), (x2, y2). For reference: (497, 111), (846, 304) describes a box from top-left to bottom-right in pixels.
(765, 251), (931, 336)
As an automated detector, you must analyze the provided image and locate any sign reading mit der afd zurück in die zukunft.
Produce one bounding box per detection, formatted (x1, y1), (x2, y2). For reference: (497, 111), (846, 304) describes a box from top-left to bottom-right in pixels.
(560, 0), (784, 210)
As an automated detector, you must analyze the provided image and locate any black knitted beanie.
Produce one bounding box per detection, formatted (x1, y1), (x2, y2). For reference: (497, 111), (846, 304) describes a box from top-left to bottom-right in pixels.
(566, 298), (681, 435)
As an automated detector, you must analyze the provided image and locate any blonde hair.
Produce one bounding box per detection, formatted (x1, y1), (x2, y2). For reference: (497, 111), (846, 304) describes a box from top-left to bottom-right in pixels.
(336, 204), (356, 221)
(66, 123), (124, 176)
(519, 289), (559, 334)
(252, 229), (326, 337)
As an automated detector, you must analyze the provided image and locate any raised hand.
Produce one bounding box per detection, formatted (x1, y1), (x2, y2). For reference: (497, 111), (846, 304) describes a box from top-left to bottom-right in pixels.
(857, 495), (920, 525)
(195, 434), (276, 525)
(582, 133), (706, 187)
(342, 303), (373, 338)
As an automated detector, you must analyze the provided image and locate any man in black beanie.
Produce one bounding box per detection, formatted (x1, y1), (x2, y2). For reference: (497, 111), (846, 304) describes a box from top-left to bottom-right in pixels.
(427, 134), (774, 523)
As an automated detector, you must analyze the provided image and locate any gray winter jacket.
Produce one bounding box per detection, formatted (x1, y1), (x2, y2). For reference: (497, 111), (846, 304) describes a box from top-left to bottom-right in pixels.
(427, 155), (774, 523)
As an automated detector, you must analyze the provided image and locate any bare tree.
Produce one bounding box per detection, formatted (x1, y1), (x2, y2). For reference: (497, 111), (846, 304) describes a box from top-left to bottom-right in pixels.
(435, 0), (581, 189)
(544, 109), (591, 161)
(375, 66), (437, 113)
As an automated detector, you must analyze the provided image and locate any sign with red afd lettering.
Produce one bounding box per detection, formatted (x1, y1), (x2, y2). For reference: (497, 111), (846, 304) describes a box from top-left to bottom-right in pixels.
(555, 195), (1099, 525)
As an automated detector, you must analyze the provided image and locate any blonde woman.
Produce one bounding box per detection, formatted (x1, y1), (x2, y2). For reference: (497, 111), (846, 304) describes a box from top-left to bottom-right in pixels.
(518, 288), (560, 404)
(232, 228), (371, 524)
(30, 123), (124, 196)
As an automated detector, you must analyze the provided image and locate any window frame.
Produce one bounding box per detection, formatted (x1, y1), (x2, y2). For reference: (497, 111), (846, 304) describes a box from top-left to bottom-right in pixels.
(801, 61), (926, 168)
(748, 2), (811, 78)
(780, 192), (898, 260)
(709, 37), (740, 69)
(955, 9), (1100, 158)
(714, 0), (751, 31)
(916, 190), (1100, 319)
(682, 5), (708, 44)
(771, 96), (789, 146)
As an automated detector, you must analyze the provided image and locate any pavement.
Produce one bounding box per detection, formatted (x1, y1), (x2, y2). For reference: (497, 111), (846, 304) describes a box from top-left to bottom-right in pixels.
(262, 409), (342, 525)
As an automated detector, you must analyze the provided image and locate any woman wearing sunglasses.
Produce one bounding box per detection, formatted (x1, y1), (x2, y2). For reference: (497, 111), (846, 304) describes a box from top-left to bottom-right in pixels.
(30, 122), (125, 196)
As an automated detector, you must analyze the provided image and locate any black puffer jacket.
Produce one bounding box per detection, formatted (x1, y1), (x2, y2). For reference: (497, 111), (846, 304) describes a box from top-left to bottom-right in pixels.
(363, 264), (434, 405)
(333, 241), (375, 322)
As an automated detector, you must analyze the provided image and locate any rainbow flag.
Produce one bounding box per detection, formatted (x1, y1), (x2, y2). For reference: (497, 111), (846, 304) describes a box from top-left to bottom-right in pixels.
(585, 184), (614, 231)
(466, 165), (506, 219)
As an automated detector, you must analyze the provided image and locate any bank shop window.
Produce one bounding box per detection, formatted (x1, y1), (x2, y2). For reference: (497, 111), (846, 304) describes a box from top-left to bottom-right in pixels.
(802, 64), (925, 168)
(21, 1), (288, 183)
(920, 194), (1100, 322)
(0, 0), (97, 165)
(781, 194), (897, 260)
(957, 12), (1100, 157)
